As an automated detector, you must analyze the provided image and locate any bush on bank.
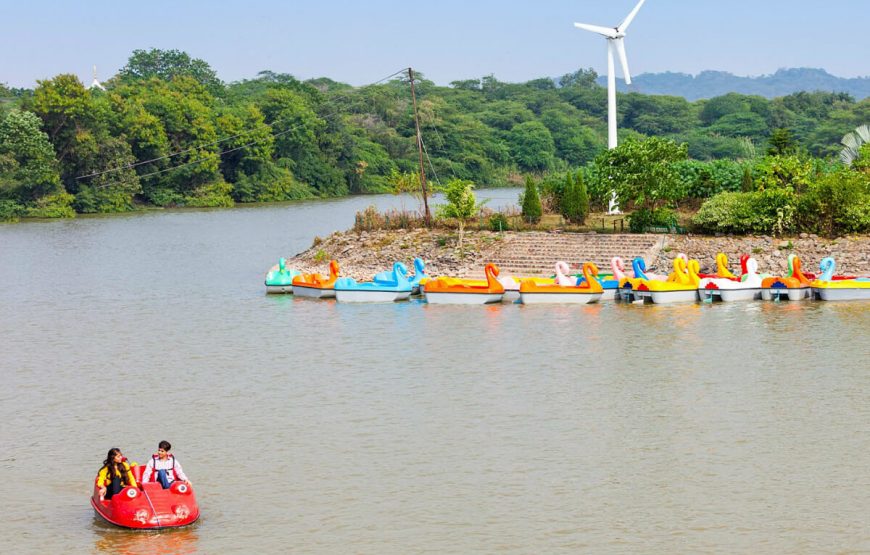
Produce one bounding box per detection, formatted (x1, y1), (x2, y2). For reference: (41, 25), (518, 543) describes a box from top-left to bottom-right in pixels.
(693, 168), (870, 235)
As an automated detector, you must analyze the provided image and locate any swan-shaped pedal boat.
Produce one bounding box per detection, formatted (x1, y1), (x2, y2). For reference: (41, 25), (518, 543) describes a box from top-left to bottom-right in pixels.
(374, 258), (428, 296)
(633, 257), (701, 304)
(408, 258), (429, 296)
(519, 262), (603, 304)
(424, 263), (505, 304)
(761, 254), (811, 301)
(291, 260), (340, 298)
(597, 257), (630, 300)
(618, 256), (670, 302)
(334, 262), (413, 302)
(696, 253), (741, 280)
(91, 466), (199, 529)
(699, 256), (763, 302)
(264, 257), (300, 294)
(811, 257), (870, 301)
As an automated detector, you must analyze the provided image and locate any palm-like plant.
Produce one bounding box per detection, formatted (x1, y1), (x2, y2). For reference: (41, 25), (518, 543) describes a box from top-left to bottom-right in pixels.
(840, 124), (870, 166)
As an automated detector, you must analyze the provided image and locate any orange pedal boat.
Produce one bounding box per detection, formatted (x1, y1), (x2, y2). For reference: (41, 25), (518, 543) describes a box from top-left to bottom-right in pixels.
(519, 262), (604, 304)
(424, 263), (505, 304)
(292, 260), (340, 298)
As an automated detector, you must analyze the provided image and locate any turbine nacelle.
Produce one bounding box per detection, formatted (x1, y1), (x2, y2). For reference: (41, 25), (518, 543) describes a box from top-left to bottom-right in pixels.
(573, 0), (645, 85)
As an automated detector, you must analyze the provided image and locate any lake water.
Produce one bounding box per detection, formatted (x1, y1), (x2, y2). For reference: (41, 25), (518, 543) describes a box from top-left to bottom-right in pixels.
(1, 191), (868, 554)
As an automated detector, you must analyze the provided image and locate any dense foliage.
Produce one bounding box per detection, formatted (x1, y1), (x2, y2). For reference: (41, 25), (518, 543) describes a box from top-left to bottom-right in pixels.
(2, 49), (870, 235)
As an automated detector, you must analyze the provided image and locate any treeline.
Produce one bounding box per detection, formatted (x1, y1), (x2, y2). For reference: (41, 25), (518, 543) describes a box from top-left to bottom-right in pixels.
(1, 48), (869, 225)
(608, 68), (870, 102)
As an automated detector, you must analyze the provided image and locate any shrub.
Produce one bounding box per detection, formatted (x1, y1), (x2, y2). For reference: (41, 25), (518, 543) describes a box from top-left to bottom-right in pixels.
(628, 207), (676, 233)
(232, 163), (313, 202)
(537, 172), (566, 213)
(796, 169), (870, 235)
(488, 212), (510, 231)
(73, 185), (135, 213)
(0, 199), (25, 221)
(672, 159), (744, 200)
(23, 192), (75, 218)
(184, 180), (235, 208)
(353, 205), (427, 232)
(741, 166), (754, 192)
(693, 189), (797, 235)
(521, 175), (542, 224)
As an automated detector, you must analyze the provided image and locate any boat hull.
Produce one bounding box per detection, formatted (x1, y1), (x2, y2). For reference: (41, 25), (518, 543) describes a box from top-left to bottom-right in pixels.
(519, 292), (602, 304)
(600, 288), (617, 301)
(425, 292), (503, 304)
(292, 285), (335, 298)
(812, 287), (870, 301)
(265, 284), (293, 294)
(761, 287), (810, 301)
(636, 289), (699, 304)
(699, 287), (762, 302)
(91, 484), (199, 530)
(335, 289), (410, 303)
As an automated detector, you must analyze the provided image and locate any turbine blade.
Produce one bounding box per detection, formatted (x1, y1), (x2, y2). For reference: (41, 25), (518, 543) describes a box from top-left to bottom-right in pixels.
(614, 38), (632, 84)
(574, 22), (618, 38)
(617, 0), (646, 32)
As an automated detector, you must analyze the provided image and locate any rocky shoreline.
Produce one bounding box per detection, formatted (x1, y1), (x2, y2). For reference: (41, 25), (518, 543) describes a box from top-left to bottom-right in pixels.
(653, 233), (870, 276)
(284, 228), (870, 279)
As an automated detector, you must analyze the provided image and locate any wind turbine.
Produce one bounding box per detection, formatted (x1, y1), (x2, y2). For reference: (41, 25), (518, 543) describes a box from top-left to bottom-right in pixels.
(575, 0), (646, 213)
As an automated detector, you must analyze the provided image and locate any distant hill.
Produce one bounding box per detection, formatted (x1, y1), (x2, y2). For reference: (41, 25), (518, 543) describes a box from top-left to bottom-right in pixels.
(598, 68), (870, 100)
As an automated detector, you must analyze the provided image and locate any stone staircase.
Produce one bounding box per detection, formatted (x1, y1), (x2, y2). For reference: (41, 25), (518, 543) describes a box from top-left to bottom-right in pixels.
(482, 232), (666, 276)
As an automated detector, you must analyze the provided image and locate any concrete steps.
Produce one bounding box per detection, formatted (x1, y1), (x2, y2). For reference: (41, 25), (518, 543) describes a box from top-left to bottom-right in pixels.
(483, 232), (665, 276)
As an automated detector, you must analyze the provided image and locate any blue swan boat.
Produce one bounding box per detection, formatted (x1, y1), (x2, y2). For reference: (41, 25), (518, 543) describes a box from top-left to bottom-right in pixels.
(618, 257), (651, 302)
(335, 262), (413, 303)
(264, 258), (300, 294)
(374, 258), (428, 296)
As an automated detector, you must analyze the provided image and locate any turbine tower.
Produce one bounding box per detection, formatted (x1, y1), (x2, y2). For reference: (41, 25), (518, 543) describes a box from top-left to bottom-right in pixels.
(574, 0), (646, 213)
(574, 0), (645, 150)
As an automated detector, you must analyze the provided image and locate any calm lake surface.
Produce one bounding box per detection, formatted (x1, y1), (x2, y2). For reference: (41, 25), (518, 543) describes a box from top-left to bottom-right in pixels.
(1, 191), (869, 554)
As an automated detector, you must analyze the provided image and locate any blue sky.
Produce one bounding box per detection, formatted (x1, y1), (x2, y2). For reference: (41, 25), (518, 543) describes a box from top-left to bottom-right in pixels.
(2, 0), (868, 88)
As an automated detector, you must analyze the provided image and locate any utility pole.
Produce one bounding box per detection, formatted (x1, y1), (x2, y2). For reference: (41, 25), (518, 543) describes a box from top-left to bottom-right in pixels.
(408, 67), (431, 226)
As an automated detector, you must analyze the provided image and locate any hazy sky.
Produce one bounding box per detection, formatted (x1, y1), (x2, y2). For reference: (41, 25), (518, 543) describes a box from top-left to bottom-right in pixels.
(2, 0), (868, 89)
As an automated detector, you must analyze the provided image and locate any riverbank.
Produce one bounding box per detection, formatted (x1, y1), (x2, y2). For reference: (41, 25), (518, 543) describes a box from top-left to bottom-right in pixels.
(285, 229), (870, 278)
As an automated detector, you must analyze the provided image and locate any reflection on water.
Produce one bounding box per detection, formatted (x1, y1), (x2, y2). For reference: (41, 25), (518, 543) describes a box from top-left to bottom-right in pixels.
(1, 195), (869, 554)
(92, 519), (199, 555)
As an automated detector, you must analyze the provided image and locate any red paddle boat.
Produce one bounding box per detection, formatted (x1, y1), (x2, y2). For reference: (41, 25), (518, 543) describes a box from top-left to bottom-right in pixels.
(91, 465), (199, 529)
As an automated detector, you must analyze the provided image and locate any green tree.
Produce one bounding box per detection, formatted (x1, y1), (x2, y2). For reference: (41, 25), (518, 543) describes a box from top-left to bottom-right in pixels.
(593, 137), (688, 231)
(754, 155), (816, 193)
(767, 128), (797, 156)
(0, 109), (70, 216)
(508, 121), (555, 172)
(741, 166), (754, 192)
(112, 76), (227, 206)
(118, 49), (222, 94)
(561, 170), (589, 224)
(436, 178), (486, 250)
(558, 68), (598, 89)
(521, 175), (542, 224)
(708, 112), (769, 140)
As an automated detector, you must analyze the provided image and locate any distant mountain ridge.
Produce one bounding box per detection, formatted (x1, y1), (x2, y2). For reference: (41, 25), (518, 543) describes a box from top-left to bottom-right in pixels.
(597, 68), (870, 100)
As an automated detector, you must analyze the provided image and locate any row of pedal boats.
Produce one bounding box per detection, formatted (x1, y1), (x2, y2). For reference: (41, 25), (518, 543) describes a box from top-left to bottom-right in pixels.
(265, 253), (870, 304)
